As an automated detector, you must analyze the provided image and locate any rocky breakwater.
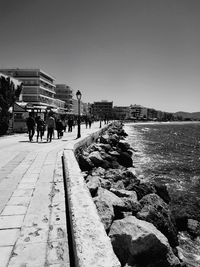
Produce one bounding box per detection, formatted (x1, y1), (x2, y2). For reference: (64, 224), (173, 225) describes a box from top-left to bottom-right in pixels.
(76, 122), (186, 267)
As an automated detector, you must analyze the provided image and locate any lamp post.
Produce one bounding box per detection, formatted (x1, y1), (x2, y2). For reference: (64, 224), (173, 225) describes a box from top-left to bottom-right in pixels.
(99, 109), (102, 128)
(76, 90), (82, 138)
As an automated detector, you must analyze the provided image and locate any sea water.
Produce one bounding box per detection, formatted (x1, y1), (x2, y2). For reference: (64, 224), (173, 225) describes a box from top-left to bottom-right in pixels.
(124, 122), (200, 267)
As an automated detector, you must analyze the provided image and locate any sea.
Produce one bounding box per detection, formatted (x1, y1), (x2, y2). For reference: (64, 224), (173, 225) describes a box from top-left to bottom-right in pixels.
(124, 122), (200, 267)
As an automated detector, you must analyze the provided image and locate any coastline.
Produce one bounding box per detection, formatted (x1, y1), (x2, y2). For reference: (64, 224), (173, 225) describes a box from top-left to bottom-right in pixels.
(76, 122), (185, 267)
(124, 121), (200, 267)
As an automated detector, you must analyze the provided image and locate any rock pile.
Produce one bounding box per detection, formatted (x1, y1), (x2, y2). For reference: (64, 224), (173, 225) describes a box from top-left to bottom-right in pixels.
(76, 122), (187, 267)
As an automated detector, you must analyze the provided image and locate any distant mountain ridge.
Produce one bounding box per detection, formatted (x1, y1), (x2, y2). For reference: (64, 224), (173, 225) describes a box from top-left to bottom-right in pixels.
(174, 111), (200, 120)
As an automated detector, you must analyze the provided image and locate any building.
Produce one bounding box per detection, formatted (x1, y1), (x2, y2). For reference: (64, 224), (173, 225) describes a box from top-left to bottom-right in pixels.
(93, 101), (113, 120)
(71, 99), (85, 115)
(129, 104), (147, 120)
(0, 68), (65, 113)
(55, 84), (73, 113)
(113, 106), (130, 120)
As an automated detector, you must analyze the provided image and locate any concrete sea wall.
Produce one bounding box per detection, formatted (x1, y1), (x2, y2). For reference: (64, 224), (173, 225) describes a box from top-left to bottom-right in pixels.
(62, 124), (121, 267)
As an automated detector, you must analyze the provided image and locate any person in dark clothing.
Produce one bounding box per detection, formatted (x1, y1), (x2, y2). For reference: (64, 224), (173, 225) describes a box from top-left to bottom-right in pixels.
(68, 117), (73, 132)
(36, 116), (45, 142)
(85, 117), (88, 129)
(88, 118), (92, 128)
(26, 113), (35, 142)
(56, 119), (64, 139)
(46, 115), (56, 142)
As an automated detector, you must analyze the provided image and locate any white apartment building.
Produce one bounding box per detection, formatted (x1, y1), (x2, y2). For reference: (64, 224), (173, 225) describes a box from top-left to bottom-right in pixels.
(0, 68), (65, 112)
(129, 104), (147, 119)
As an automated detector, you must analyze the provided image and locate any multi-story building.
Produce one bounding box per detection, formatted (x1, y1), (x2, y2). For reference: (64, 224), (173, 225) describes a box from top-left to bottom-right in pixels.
(113, 106), (130, 120)
(93, 101), (113, 120)
(55, 84), (73, 112)
(71, 99), (85, 115)
(0, 68), (65, 112)
(129, 104), (147, 120)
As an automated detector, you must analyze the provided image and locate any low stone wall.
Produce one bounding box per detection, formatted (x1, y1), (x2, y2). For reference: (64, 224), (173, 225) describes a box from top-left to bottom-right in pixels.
(62, 124), (121, 267)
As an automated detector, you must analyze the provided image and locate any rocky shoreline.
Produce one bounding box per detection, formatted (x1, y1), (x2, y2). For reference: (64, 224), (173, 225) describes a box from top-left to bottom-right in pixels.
(76, 122), (194, 267)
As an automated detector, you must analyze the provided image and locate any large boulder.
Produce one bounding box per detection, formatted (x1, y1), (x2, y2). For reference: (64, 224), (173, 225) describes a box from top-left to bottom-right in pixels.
(95, 188), (125, 209)
(118, 140), (131, 152)
(154, 183), (171, 204)
(99, 178), (112, 190)
(120, 170), (140, 188)
(86, 175), (101, 197)
(100, 134), (110, 144)
(109, 216), (180, 267)
(94, 199), (114, 231)
(111, 180), (125, 190)
(88, 151), (105, 167)
(137, 193), (178, 248)
(117, 152), (133, 168)
(91, 167), (106, 177)
(110, 189), (141, 218)
(99, 143), (112, 152)
(128, 182), (156, 199)
(108, 134), (120, 146)
(78, 154), (94, 171)
(187, 219), (200, 237)
(104, 169), (124, 182)
(109, 151), (120, 157)
(110, 188), (138, 200)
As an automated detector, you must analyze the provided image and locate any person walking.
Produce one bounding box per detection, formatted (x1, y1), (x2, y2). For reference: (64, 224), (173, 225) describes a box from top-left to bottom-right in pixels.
(68, 117), (73, 132)
(56, 119), (64, 139)
(26, 113), (35, 142)
(88, 118), (92, 129)
(46, 114), (56, 142)
(36, 116), (45, 142)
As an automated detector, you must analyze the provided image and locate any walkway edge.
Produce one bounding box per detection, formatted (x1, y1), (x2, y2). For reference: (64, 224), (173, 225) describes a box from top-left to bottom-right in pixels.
(63, 125), (121, 267)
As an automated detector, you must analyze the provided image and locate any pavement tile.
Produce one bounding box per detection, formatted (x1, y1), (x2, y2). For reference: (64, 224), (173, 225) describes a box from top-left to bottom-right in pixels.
(0, 215), (24, 229)
(12, 188), (34, 197)
(17, 182), (36, 189)
(1, 205), (28, 215)
(0, 229), (20, 246)
(20, 175), (39, 184)
(46, 241), (70, 266)
(8, 242), (46, 267)
(0, 246), (13, 267)
(23, 213), (50, 228)
(7, 196), (31, 207)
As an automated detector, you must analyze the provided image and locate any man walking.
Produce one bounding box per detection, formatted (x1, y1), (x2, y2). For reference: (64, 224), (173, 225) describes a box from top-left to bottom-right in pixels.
(46, 114), (56, 142)
(26, 113), (35, 142)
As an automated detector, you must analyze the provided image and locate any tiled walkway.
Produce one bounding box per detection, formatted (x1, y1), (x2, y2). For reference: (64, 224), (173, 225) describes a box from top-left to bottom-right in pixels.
(0, 123), (100, 267)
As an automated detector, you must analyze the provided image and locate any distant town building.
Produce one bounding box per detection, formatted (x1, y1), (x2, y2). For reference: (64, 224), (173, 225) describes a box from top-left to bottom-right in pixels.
(93, 100), (113, 119)
(0, 68), (65, 113)
(55, 84), (73, 113)
(71, 99), (85, 115)
(129, 104), (147, 119)
(113, 106), (130, 120)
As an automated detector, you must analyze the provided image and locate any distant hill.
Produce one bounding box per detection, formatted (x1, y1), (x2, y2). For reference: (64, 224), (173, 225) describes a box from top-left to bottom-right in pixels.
(174, 111), (200, 120)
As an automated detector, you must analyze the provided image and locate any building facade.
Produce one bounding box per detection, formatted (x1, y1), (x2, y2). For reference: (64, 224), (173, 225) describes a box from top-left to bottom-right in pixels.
(55, 84), (73, 112)
(129, 104), (147, 120)
(113, 106), (130, 120)
(0, 68), (65, 112)
(93, 101), (113, 120)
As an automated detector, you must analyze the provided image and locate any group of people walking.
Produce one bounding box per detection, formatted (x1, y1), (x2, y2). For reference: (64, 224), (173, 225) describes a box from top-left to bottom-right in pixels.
(26, 113), (92, 143)
(26, 113), (65, 142)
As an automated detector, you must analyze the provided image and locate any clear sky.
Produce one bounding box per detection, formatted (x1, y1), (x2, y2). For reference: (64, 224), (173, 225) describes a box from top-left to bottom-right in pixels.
(1, 0), (200, 112)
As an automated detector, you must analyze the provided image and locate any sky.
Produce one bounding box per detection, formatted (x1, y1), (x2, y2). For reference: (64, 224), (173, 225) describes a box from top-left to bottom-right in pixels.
(0, 0), (200, 113)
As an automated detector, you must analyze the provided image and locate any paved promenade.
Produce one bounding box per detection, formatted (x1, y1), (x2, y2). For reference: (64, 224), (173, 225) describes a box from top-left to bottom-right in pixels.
(0, 122), (101, 267)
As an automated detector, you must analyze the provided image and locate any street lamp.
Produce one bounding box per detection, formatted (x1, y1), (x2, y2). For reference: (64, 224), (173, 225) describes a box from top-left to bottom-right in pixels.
(76, 90), (82, 138)
(99, 109), (102, 128)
